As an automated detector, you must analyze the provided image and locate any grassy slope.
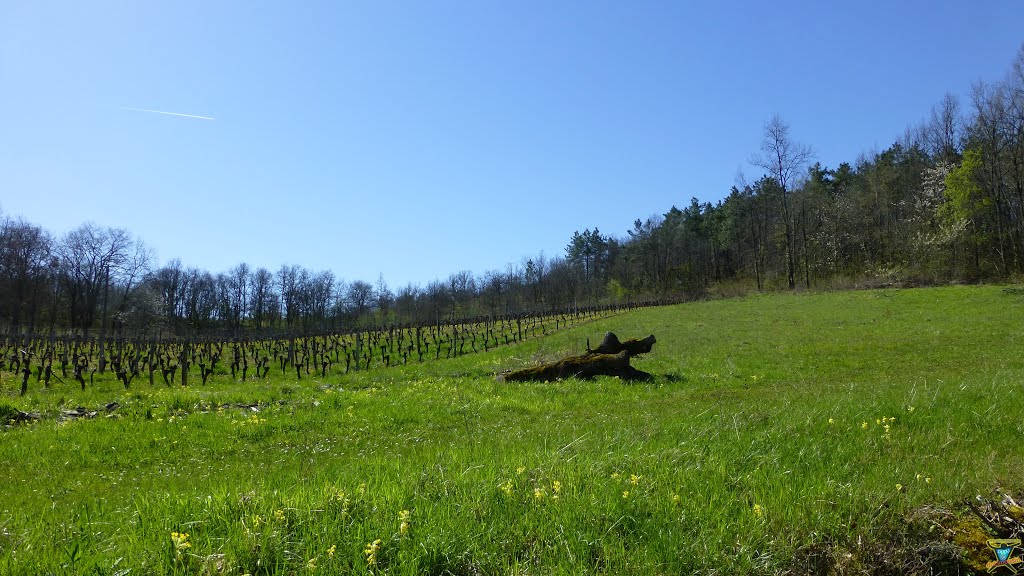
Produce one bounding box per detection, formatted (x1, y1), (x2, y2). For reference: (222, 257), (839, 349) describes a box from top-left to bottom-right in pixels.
(1, 285), (1022, 574)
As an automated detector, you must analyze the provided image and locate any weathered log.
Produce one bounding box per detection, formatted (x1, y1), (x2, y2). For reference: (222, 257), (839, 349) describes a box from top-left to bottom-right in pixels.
(505, 350), (652, 382)
(589, 332), (656, 356)
(504, 332), (656, 383)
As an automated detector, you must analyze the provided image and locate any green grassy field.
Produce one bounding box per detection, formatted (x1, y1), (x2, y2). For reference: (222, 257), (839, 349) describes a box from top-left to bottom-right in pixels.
(2, 285), (1023, 575)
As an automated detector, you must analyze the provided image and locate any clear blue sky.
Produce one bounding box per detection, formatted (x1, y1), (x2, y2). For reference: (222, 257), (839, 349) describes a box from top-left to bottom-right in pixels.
(2, 1), (1021, 289)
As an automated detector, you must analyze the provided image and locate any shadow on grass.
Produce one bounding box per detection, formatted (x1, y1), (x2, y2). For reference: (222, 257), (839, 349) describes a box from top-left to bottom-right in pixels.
(657, 372), (688, 384)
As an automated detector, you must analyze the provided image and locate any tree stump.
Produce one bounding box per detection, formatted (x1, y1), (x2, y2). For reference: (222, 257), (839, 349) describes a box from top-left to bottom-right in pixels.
(504, 332), (656, 383)
(588, 332), (657, 356)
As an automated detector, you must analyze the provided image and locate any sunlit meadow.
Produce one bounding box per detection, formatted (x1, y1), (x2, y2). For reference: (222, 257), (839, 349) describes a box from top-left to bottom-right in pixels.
(2, 285), (1023, 574)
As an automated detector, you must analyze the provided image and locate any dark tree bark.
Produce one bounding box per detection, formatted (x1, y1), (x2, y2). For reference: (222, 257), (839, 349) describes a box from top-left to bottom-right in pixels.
(588, 332), (656, 355)
(504, 332), (655, 383)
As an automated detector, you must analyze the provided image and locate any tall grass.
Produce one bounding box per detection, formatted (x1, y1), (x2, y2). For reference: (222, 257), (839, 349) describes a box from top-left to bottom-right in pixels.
(1, 285), (1022, 574)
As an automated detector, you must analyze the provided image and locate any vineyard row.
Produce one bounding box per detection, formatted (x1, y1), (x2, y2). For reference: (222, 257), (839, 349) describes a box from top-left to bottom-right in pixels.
(2, 301), (667, 395)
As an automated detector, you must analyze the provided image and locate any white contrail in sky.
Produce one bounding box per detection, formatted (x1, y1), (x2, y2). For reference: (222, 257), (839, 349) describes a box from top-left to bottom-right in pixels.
(122, 107), (215, 120)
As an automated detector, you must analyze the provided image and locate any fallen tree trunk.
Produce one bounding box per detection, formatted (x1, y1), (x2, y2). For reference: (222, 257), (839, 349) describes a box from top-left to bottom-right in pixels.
(504, 332), (655, 383)
(588, 332), (656, 355)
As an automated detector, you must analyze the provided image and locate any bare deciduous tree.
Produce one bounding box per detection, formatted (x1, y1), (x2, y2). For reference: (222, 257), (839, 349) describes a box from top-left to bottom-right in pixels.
(375, 274), (393, 318)
(752, 115), (813, 289)
(56, 223), (148, 332)
(345, 280), (374, 319)
(926, 93), (963, 163)
(0, 217), (53, 330)
(250, 267), (277, 329)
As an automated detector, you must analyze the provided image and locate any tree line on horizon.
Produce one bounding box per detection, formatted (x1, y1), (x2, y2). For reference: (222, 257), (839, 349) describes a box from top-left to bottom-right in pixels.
(2, 46), (1023, 337)
(566, 46), (1024, 296)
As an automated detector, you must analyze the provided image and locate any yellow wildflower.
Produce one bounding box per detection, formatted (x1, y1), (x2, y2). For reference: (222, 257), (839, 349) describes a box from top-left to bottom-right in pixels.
(672, 494), (681, 505)
(533, 487), (546, 500)
(753, 504), (763, 518)
(500, 480), (514, 496)
(327, 544), (336, 558)
(516, 466), (526, 475)
(306, 556), (317, 570)
(861, 421), (869, 429)
(630, 474), (642, 486)
(399, 509), (411, 536)
(364, 539), (382, 566)
(251, 514), (262, 529)
(170, 531), (191, 556)
(828, 418), (835, 425)
(273, 509), (285, 522)
(552, 480), (562, 495)
(896, 483), (904, 492)
(611, 472), (621, 480)
(925, 477), (931, 484)
(622, 490), (630, 499)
